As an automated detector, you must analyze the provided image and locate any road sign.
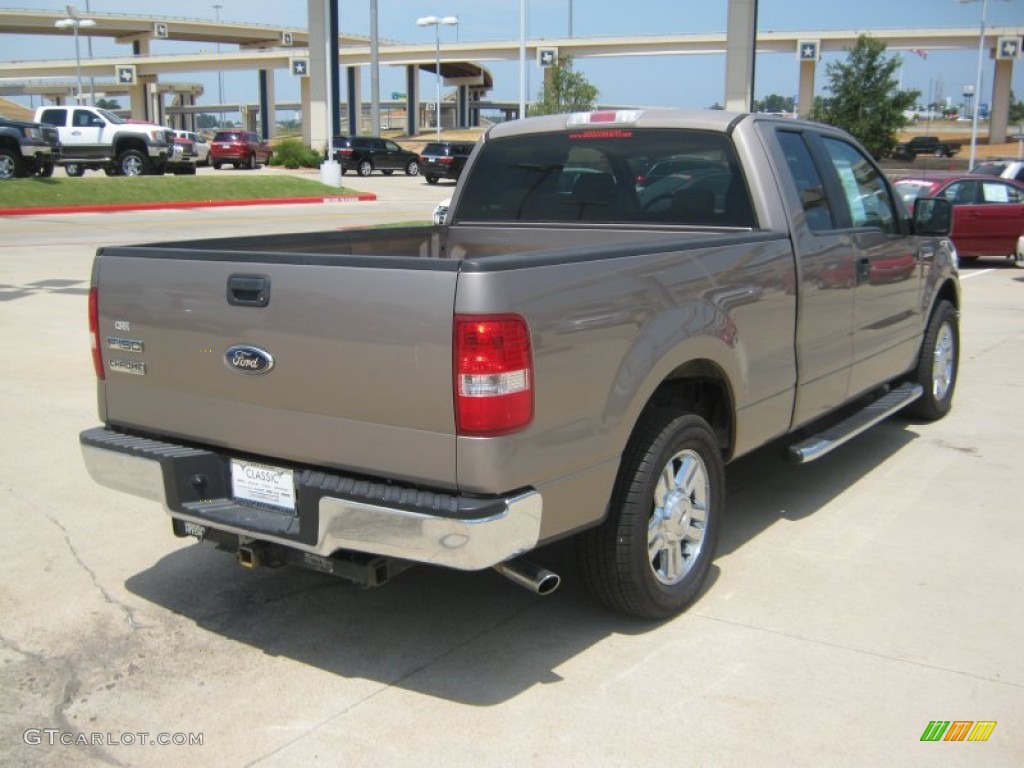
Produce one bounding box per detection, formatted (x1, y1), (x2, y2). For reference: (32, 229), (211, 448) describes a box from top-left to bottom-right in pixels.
(290, 58), (308, 77)
(115, 64), (136, 85)
(996, 36), (1020, 60)
(537, 47), (559, 68)
(153, 22), (168, 39)
(281, 31), (294, 46)
(798, 40), (819, 61)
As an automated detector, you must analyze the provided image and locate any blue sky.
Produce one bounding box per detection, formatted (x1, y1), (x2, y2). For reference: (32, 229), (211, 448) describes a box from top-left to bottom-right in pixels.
(3, 1), (1023, 117)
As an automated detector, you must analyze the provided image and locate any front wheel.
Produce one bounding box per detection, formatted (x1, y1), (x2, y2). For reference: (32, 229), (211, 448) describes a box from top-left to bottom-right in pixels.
(405, 160), (419, 176)
(36, 162), (54, 178)
(0, 149), (25, 179)
(64, 163), (86, 178)
(117, 149), (149, 176)
(247, 153), (257, 170)
(906, 300), (958, 421)
(576, 411), (724, 620)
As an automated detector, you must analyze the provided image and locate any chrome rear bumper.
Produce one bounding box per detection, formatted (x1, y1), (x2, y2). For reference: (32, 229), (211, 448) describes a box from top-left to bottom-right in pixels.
(80, 427), (542, 571)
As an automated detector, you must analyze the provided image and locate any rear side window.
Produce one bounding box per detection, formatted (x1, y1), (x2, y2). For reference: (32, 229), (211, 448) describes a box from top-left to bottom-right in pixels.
(455, 128), (754, 227)
(777, 131), (834, 232)
(39, 109), (67, 127)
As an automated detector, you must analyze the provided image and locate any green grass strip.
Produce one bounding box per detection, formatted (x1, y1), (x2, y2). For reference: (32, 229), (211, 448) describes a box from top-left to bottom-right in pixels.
(0, 176), (360, 209)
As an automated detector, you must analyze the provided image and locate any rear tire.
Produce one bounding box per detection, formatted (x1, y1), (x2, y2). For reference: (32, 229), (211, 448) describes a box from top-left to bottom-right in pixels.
(425, 174), (439, 185)
(906, 300), (958, 421)
(36, 162), (54, 178)
(247, 153), (257, 170)
(357, 160), (373, 177)
(576, 411), (724, 620)
(212, 161), (223, 170)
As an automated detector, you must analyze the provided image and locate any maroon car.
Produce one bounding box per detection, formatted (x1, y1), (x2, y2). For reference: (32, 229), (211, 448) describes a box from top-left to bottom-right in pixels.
(210, 130), (273, 170)
(893, 174), (1024, 262)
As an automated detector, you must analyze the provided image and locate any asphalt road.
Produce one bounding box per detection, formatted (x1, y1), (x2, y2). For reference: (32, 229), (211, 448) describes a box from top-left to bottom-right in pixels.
(1, 186), (1022, 767)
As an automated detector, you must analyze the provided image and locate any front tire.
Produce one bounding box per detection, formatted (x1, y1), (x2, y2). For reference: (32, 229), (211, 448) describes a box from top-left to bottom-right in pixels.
(117, 149), (149, 176)
(405, 160), (420, 176)
(576, 411), (724, 620)
(64, 163), (86, 177)
(247, 153), (257, 170)
(906, 300), (958, 421)
(0, 149), (25, 179)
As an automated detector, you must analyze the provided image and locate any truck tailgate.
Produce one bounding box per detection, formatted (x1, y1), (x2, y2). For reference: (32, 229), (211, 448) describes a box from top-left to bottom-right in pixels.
(94, 250), (459, 488)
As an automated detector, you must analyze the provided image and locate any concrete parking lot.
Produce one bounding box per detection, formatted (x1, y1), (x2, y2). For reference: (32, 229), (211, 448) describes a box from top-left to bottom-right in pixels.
(0, 187), (1022, 767)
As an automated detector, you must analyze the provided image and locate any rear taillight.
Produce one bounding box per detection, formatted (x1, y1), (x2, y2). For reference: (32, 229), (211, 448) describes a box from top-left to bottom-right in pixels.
(339, 148), (354, 157)
(454, 314), (533, 436)
(439, 157), (454, 165)
(88, 286), (104, 380)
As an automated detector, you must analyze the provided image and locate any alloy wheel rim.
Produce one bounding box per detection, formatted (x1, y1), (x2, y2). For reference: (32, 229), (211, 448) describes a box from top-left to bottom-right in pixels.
(648, 448), (709, 585)
(932, 322), (955, 401)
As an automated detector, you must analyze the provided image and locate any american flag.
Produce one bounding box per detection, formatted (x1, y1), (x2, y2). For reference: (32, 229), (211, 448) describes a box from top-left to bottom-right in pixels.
(910, 49), (929, 59)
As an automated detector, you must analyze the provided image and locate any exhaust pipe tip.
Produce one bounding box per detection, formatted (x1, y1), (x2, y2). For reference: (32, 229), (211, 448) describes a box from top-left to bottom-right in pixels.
(493, 559), (561, 596)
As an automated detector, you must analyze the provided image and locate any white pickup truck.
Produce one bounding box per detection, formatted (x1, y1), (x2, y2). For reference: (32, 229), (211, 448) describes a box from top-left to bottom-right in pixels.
(80, 109), (960, 619)
(34, 105), (193, 176)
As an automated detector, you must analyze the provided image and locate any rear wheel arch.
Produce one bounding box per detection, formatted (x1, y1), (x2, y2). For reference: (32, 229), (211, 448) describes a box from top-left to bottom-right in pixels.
(642, 363), (736, 461)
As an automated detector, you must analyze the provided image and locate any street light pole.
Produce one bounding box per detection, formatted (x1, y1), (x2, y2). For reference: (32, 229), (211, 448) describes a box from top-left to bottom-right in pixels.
(416, 15), (459, 140)
(54, 8), (96, 106)
(965, 0), (988, 171)
(213, 4), (224, 127)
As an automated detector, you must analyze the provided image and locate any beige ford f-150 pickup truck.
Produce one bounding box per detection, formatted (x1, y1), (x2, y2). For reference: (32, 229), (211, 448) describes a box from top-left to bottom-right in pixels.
(80, 110), (960, 619)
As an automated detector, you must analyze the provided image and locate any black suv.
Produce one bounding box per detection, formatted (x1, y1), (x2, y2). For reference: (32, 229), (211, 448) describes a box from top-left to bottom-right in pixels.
(417, 141), (476, 184)
(332, 136), (420, 177)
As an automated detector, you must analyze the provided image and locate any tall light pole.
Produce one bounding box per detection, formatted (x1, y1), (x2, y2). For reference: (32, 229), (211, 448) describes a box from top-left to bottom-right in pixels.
(54, 7), (96, 106)
(213, 4), (224, 127)
(960, 0), (988, 171)
(416, 15), (459, 139)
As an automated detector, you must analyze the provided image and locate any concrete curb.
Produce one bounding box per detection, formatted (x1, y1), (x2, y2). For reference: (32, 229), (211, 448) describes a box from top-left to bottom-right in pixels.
(0, 192), (377, 217)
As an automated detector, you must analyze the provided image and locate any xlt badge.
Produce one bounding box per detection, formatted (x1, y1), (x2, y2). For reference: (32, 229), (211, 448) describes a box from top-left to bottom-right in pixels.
(225, 345), (275, 375)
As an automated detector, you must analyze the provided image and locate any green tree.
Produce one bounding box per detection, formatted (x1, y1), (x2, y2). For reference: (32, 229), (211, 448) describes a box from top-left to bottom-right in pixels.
(810, 34), (918, 158)
(1009, 91), (1024, 125)
(529, 56), (598, 116)
(753, 94), (795, 113)
(95, 98), (121, 110)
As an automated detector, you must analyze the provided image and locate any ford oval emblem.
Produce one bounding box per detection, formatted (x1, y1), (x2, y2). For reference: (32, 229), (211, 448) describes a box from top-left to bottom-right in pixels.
(225, 345), (275, 375)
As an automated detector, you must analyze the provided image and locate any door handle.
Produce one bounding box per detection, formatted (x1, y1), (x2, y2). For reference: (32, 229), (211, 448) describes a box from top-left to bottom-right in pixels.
(226, 274), (270, 307)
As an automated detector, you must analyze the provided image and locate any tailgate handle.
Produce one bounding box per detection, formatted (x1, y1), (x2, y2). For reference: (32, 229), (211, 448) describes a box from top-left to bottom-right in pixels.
(227, 274), (270, 307)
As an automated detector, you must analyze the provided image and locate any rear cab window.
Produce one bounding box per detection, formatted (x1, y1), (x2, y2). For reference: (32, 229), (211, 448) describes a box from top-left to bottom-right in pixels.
(454, 128), (755, 227)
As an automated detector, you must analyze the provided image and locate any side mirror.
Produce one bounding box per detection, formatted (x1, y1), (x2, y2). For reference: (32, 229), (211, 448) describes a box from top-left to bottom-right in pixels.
(913, 197), (952, 236)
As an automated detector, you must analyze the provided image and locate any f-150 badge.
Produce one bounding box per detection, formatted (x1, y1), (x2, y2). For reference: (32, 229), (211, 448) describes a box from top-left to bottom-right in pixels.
(225, 345), (275, 375)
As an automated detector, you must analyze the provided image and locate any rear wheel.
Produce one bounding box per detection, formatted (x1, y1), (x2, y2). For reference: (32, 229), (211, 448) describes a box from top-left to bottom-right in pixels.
(906, 300), (958, 421)
(36, 162), (54, 178)
(357, 160), (373, 177)
(212, 161), (223, 170)
(576, 411), (724, 620)
(425, 174), (439, 185)
(247, 153), (257, 170)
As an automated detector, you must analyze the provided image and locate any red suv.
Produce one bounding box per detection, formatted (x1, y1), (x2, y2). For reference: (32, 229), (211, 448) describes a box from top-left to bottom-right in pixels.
(210, 131), (273, 170)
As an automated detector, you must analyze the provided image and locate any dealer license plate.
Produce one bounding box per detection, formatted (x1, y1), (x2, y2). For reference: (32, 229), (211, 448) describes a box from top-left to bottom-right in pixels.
(230, 459), (296, 513)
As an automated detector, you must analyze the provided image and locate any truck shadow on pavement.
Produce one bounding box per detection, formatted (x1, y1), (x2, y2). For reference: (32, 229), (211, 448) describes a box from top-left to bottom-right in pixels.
(124, 419), (919, 706)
